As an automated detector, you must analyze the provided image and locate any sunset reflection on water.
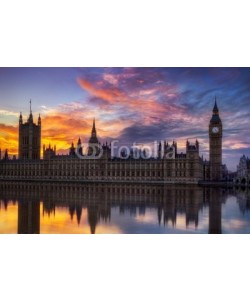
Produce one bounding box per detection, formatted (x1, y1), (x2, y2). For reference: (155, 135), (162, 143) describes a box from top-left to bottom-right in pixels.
(0, 182), (250, 234)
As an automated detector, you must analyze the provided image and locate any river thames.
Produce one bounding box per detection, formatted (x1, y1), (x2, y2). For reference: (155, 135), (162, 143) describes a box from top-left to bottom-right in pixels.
(0, 182), (249, 234)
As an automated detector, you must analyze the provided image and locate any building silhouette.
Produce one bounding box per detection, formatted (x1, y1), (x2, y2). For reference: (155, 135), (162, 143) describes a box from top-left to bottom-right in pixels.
(43, 144), (56, 160)
(209, 98), (223, 181)
(0, 99), (225, 183)
(235, 155), (250, 186)
(18, 101), (41, 160)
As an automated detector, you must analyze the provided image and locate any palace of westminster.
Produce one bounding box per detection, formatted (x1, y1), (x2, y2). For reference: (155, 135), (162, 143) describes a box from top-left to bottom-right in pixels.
(0, 100), (225, 183)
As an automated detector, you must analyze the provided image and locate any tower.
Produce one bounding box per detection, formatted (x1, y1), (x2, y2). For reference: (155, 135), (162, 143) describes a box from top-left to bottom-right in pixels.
(88, 119), (100, 156)
(77, 137), (83, 156)
(69, 142), (76, 157)
(18, 100), (41, 160)
(43, 144), (56, 160)
(209, 98), (223, 181)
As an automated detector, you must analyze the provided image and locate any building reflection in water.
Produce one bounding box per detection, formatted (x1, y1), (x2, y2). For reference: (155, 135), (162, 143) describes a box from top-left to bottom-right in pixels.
(87, 204), (111, 234)
(0, 182), (249, 234)
(208, 188), (222, 234)
(234, 187), (250, 215)
(18, 200), (40, 234)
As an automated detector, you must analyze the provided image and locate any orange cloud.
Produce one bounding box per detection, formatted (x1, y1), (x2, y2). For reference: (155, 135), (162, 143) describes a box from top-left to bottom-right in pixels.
(77, 78), (124, 103)
(0, 123), (18, 156)
(77, 77), (189, 127)
(0, 108), (129, 157)
(41, 113), (91, 153)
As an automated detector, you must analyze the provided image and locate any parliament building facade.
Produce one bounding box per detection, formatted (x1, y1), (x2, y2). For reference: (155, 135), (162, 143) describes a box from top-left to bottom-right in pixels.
(0, 101), (224, 184)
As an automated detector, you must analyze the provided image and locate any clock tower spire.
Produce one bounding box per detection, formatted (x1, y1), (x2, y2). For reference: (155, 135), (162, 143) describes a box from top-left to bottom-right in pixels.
(209, 97), (223, 181)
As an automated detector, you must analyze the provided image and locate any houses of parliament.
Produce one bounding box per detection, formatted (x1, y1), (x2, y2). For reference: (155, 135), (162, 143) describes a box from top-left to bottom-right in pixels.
(0, 100), (224, 184)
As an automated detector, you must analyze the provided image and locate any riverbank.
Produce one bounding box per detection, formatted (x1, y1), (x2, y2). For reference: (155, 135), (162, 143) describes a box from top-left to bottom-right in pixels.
(1, 178), (249, 188)
(0, 178), (198, 185)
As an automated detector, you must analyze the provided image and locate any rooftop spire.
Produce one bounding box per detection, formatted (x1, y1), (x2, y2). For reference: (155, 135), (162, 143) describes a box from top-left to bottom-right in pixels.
(91, 118), (96, 137)
(28, 99), (33, 123)
(19, 112), (23, 124)
(213, 96), (219, 114)
(38, 113), (41, 126)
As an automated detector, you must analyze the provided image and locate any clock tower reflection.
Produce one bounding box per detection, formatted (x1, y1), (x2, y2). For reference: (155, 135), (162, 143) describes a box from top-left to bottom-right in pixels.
(208, 188), (222, 234)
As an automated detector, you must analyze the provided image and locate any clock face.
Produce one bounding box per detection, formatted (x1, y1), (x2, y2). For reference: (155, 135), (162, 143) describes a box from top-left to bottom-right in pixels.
(212, 127), (219, 133)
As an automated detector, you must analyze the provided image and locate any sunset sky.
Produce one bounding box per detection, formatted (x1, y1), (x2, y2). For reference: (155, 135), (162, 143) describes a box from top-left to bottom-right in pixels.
(0, 67), (250, 171)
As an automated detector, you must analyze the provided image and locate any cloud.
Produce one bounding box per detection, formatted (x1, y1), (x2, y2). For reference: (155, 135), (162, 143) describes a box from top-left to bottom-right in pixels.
(77, 78), (124, 103)
(0, 123), (18, 155)
(0, 109), (19, 117)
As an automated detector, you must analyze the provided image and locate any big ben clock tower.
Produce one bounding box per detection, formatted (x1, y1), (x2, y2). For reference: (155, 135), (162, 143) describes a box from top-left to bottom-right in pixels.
(209, 98), (223, 181)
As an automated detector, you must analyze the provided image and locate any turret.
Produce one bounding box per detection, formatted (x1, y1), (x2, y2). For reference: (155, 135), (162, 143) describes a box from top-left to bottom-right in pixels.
(173, 140), (177, 154)
(186, 140), (199, 160)
(38, 114), (41, 126)
(19, 112), (23, 125)
(77, 137), (83, 156)
(158, 141), (162, 159)
(28, 99), (33, 123)
(43, 144), (56, 160)
(196, 139), (199, 151)
(102, 141), (111, 159)
(69, 142), (76, 157)
(3, 149), (9, 160)
(164, 141), (167, 155)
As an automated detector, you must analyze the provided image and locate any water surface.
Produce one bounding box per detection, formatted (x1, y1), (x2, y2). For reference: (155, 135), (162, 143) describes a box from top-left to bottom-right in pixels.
(0, 182), (249, 234)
